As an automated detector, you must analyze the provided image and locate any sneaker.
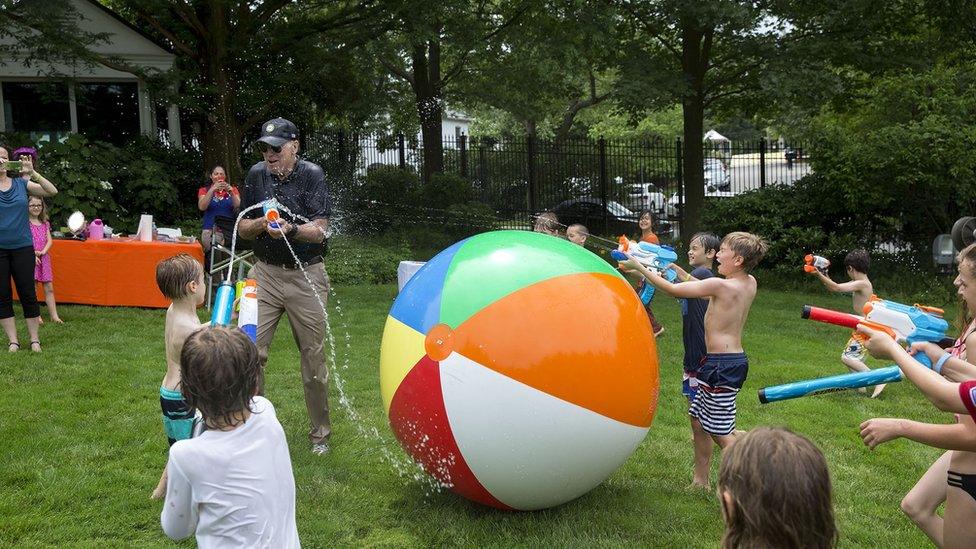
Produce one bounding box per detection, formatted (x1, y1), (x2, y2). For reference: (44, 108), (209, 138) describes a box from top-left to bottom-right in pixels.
(653, 326), (665, 337)
(311, 442), (330, 455)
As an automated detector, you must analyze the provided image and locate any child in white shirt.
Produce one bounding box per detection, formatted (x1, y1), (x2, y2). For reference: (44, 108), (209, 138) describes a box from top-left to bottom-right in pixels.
(161, 326), (299, 548)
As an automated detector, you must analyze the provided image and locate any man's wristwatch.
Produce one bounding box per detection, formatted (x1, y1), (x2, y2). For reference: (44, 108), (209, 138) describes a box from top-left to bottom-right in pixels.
(286, 224), (300, 239)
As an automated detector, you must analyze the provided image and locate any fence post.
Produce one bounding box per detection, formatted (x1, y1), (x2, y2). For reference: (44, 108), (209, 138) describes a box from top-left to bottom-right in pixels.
(527, 136), (537, 216)
(397, 133), (406, 169)
(459, 134), (468, 178)
(759, 137), (767, 189)
(598, 136), (609, 235)
(336, 130), (346, 178)
(478, 140), (487, 182)
(676, 137), (683, 234)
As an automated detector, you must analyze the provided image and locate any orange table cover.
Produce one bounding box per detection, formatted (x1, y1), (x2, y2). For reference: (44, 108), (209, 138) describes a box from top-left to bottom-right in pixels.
(26, 238), (205, 309)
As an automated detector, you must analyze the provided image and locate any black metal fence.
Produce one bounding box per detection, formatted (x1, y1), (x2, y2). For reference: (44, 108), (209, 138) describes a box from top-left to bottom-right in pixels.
(305, 131), (813, 235)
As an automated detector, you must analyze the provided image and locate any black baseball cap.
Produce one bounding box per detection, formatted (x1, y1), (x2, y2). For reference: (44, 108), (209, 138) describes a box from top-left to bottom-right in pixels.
(256, 118), (299, 148)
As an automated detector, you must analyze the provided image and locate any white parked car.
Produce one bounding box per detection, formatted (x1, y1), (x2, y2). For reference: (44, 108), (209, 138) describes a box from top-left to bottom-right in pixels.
(627, 183), (667, 215)
(704, 158), (731, 191)
(665, 186), (734, 218)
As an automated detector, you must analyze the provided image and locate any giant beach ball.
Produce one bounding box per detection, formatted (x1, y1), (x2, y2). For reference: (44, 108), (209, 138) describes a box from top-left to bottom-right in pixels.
(379, 230), (659, 510)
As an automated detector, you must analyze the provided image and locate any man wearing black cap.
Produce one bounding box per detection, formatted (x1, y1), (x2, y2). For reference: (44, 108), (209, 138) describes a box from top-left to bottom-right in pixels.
(237, 117), (333, 455)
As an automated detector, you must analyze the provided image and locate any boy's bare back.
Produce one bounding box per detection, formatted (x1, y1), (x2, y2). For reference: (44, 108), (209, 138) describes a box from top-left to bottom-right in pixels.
(810, 250), (873, 314)
(162, 307), (204, 390)
(850, 279), (873, 312)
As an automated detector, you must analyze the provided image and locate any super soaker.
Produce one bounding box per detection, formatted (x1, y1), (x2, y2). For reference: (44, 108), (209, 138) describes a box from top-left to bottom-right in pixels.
(211, 281), (235, 327)
(803, 254), (830, 274)
(610, 237), (678, 304)
(237, 279), (258, 342)
(263, 199), (282, 230)
(802, 295), (952, 367)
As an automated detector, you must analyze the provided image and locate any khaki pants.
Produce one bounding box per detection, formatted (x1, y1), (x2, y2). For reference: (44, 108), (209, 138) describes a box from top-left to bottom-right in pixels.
(251, 260), (331, 444)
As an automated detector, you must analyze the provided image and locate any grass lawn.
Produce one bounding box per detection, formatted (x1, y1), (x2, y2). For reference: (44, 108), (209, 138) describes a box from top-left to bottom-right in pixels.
(0, 283), (954, 547)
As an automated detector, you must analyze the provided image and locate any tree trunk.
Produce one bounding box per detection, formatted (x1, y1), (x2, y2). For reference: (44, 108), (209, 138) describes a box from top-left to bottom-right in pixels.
(199, 3), (244, 183)
(411, 40), (444, 182)
(679, 24), (709, 244)
(203, 111), (243, 182)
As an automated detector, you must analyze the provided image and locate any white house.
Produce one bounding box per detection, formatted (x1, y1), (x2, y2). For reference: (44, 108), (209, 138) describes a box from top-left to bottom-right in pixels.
(0, 0), (180, 146)
(359, 109), (472, 173)
(442, 109), (471, 141)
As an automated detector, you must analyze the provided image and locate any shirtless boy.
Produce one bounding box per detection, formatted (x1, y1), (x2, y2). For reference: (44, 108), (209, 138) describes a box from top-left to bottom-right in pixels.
(624, 232), (767, 456)
(151, 253), (206, 498)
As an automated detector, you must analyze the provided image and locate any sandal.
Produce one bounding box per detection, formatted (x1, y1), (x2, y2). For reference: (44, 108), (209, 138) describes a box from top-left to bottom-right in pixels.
(7, 342), (19, 353)
(29, 340), (41, 353)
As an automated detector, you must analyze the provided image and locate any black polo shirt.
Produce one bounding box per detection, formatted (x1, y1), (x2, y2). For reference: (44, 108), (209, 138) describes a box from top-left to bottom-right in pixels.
(240, 159), (330, 265)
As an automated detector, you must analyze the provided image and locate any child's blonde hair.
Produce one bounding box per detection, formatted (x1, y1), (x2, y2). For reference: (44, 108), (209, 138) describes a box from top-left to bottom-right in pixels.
(718, 427), (837, 549)
(155, 254), (203, 300)
(533, 211), (560, 234)
(722, 231), (767, 271)
(28, 196), (48, 223)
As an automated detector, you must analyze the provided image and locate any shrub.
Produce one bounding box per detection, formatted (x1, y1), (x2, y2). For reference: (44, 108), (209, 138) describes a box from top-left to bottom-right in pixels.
(340, 166), (421, 236)
(326, 234), (413, 285)
(701, 173), (959, 304)
(2, 134), (202, 233)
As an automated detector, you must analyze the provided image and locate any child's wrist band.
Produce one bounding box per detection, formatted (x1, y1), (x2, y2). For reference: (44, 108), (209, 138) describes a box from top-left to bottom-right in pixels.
(934, 352), (951, 375)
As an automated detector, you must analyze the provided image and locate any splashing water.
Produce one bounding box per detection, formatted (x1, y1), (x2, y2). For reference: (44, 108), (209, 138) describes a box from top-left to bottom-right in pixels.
(224, 200), (454, 494)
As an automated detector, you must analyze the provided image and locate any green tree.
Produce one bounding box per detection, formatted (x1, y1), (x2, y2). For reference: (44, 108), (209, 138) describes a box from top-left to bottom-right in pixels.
(612, 0), (917, 242)
(457, 1), (621, 142)
(104, 0), (387, 180)
(374, 0), (529, 181)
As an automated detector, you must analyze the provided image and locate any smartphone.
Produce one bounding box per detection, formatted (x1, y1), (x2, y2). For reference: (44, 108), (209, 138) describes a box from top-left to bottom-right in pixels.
(5, 160), (22, 172)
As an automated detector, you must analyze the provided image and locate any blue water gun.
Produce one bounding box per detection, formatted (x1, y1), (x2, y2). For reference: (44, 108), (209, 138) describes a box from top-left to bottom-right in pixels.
(761, 297), (954, 404)
(859, 297), (953, 364)
(759, 366), (903, 403)
(610, 237), (678, 304)
(803, 296), (951, 368)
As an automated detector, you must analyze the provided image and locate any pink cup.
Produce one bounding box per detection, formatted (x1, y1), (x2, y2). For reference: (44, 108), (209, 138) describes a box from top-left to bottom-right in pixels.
(88, 218), (104, 240)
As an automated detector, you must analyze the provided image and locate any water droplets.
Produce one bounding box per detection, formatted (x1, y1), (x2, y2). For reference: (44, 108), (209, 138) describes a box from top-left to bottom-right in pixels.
(222, 200), (450, 497)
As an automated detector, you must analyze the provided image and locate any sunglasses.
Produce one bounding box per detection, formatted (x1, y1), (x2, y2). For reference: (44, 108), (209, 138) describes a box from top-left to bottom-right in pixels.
(257, 142), (282, 154)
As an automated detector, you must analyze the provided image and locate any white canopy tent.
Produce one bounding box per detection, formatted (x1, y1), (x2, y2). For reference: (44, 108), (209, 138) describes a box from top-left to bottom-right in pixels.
(703, 129), (731, 162)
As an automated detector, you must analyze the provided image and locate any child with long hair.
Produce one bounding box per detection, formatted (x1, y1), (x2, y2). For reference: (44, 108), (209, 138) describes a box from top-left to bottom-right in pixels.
(161, 326), (299, 547)
(634, 210), (664, 336)
(718, 427), (837, 548)
(858, 243), (976, 547)
(28, 196), (62, 324)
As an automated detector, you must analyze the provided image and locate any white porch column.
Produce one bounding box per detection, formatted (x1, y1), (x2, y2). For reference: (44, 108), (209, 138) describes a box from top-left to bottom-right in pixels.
(137, 80), (154, 139)
(167, 103), (182, 150)
(67, 83), (79, 133)
(0, 83), (6, 132)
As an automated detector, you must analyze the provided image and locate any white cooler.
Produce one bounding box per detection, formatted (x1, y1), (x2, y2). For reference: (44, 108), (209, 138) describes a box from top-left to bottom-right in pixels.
(397, 261), (427, 293)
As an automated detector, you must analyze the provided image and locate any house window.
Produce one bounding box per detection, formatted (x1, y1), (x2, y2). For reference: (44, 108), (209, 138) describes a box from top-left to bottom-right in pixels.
(455, 125), (462, 138)
(2, 82), (71, 140)
(76, 82), (140, 144)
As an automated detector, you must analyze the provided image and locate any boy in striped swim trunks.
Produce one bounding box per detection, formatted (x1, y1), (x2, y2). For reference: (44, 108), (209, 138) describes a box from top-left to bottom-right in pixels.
(152, 254), (206, 499)
(623, 232), (767, 471)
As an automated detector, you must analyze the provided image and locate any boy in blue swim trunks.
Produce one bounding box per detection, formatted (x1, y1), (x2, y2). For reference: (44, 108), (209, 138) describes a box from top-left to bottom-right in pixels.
(667, 232), (719, 487)
(624, 231), (767, 482)
(151, 253), (206, 499)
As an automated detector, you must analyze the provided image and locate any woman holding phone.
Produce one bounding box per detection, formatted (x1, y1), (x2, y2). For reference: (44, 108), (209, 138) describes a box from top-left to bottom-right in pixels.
(197, 165), (240, 260)
(0, 145), (57, 352)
